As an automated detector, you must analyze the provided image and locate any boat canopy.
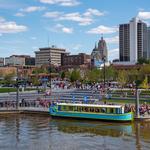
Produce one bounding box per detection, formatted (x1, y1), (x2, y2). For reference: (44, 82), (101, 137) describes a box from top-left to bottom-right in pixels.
(56, 103), (123, 108)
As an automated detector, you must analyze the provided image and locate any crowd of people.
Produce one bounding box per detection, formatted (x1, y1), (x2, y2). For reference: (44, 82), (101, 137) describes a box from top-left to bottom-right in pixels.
(0, 98), (150, 116)
(0, 99), (51, 108)
(125, 103), (150, 115)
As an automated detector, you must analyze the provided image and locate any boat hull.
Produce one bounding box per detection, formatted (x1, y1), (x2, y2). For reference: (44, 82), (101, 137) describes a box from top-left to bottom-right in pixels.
(50, 110), (133, 122)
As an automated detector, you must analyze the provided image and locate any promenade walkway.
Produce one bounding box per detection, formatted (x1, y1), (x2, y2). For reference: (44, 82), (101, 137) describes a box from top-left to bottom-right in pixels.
(0, 89), (150, 121)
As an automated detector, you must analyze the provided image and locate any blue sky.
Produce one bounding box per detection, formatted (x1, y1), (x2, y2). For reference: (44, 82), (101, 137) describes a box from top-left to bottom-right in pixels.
(0, 0), (150, 61)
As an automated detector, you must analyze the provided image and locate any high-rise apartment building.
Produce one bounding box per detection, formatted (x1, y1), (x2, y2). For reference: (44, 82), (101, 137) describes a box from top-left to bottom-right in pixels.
(35, 46), (66, 66)
(119, 24), (130, 61)
(119, 17), (148, 64)
(148, 27), (150, 59)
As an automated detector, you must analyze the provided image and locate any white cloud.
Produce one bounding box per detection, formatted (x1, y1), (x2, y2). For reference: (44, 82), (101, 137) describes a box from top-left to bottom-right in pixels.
(105, 36), (119, 44)
(50, 24), (73, 33)
(87, 25), (118, 34)
(108, 48), (119, 60)
(138, 11), (150, 20)
(20, 6), (46, 13)
(0, 17), (27, 33)
(44, 8), (104, 26)
(62, 27), (73, 33)
(15, 13), (25, 17)
(83, 8), (104, 17)
(43, 11), (63, 18)
(39, 0), (80, 7)
(59, 12), (93, 26)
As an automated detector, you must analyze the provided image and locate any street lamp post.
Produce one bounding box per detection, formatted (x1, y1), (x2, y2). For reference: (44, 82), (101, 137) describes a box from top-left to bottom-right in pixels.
(103, 56), (106, 92)
(135, 80), (140, 118)
(48, 50), (51, 90)
(16, 66), (19, 110)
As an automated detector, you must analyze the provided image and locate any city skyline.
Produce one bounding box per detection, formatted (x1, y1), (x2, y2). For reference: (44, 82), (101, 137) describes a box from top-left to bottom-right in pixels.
(0, 0), (150, 61)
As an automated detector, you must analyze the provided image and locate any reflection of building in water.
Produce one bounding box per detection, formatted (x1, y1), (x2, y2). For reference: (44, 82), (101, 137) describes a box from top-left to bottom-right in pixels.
(91, 36), (108, 68)
(55, 119), (132, 137)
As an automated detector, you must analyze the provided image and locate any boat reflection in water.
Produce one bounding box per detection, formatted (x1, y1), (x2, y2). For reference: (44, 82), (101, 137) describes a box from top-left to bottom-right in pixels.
(52, 118), (133, 137)
(0, 115), (150, 150)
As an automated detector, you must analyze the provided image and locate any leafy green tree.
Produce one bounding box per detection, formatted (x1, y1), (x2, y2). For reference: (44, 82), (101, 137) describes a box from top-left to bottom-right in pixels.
(70, 69), (81, 82)
(140, 76), (149, 89)
(32, 67), (47, 74)
(127, 69), (140, 84)
(31, 77), (40, 86)
(85, 68), (101, 83)
(137, 58), (150, 64)
(105, 66), (117, 81)
(4, 72), (15, 85)
(0, 70), (4, 78)
(117, 70), (128, 88)
(61, 71), (65, 80)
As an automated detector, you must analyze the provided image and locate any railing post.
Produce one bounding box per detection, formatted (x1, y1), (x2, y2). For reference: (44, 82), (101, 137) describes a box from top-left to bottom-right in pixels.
(135, 88), (140, 118)
(16, 67), (19, 110)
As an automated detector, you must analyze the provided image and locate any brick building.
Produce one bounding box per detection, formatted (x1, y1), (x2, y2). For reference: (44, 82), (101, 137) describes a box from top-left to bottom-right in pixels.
(61, 53), (91, 69)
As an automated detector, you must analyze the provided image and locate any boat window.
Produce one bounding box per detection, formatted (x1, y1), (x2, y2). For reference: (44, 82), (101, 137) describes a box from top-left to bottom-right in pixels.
(116, 108), (120, 114)
(108, 108), (114, 113)
(101, 108), (106, 113)
(85, 107), (89, 112)
(95, 108), (100, 113)
(90, 108), (94, 112)
(73, 106), (78, 111)
(61, 106), (64, 111)
(68, 106), (73, 111)
(58, 105), (61, 111)
(77, 107), (82, 112)
(82, 107), (85, 112)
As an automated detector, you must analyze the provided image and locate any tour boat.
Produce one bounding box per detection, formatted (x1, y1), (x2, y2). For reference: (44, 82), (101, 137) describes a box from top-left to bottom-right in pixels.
(49, 103), (133, 122)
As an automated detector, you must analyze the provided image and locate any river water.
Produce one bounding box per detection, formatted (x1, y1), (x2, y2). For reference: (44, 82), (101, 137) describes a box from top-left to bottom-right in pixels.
(0, 114), (150, 150)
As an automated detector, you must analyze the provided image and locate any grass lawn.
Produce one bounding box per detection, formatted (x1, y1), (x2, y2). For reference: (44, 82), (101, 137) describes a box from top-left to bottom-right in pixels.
(0, 88), (36, 93)
(102, 99), (150, 104)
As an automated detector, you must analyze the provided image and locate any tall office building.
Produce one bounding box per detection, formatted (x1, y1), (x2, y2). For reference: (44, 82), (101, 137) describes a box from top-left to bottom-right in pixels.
(98, 36), (108, 62)
(148, 27), (150, 59)
(35, 46), (66, 66)
(119, 24), (130, 61)
(119, 17), (148, 64)
(91, 36), (108, 67)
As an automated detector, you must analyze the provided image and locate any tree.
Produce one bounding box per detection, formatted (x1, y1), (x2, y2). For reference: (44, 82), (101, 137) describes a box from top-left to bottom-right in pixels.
(70, 69), (81, 82)
(32, 67), (47, 74)
(105, 66), (117, 81)
(137, 58), (150, 64)
(117, 70), (128, 88)
(140, 76), (149, 89)
(85, 68), (101, 83)
(31, 77), (40, 86)
(4, 72), (15, 85)
(0, 70), (4, 78)
(61, 71), (65, 80)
